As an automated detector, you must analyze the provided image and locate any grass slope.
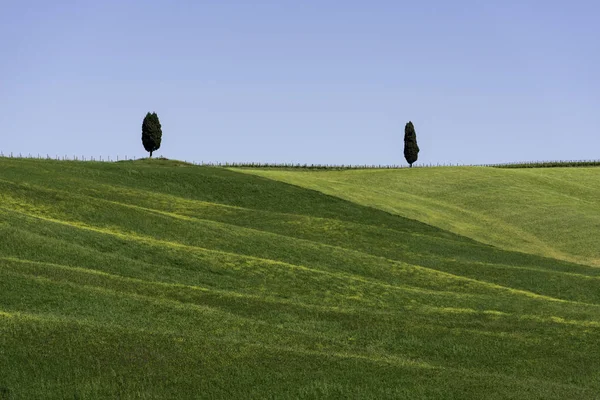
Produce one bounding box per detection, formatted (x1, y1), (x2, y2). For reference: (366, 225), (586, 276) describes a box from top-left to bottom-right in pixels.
(1, 158), (599, 399)
(241, 167), (600, 267)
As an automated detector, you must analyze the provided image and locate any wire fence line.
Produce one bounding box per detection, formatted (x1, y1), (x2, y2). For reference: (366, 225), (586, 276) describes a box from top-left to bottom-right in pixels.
(0, 152), (132, 163)
(0, 152), (473, 168)
(488, 160), (600, 168)
(1, 151), (599, 169)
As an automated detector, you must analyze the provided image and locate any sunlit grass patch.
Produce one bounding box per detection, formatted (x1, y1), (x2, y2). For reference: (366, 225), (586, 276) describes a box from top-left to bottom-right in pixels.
(240, 167), (600, 266)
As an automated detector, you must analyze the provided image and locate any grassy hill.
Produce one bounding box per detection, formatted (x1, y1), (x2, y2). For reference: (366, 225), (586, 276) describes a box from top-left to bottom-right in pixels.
(1, 158), (599, 399)
(241, 167), (600, 267)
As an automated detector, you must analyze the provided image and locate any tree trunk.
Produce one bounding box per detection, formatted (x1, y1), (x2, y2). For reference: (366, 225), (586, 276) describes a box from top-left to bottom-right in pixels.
(150, 150), (153, 158)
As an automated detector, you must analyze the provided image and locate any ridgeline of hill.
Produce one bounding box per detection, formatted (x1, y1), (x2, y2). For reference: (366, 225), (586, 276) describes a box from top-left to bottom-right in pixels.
(242, 166), (600, 267)
(1, 158), (599, 399)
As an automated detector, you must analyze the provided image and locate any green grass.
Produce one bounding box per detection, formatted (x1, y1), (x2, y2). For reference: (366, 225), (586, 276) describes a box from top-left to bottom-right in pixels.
(241, 167), (600, 267)
(1, 158), (599, 399)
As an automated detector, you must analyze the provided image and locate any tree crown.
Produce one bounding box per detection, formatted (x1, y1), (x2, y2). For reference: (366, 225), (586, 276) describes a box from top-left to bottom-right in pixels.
(403, 121), (419, 166)
(141, 112), (162, 155)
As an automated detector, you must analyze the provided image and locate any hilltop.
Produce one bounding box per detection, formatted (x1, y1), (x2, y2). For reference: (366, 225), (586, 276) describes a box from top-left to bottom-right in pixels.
(1, 158), (599, 399)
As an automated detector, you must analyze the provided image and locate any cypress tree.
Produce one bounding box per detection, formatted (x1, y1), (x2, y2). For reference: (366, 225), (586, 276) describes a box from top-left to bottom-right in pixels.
(403, 121), (419, 167)
(141, 112), (162, 158)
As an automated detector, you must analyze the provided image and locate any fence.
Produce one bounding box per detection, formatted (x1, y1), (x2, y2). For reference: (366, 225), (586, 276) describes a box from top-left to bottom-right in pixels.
(0, 152), (599, 169)
(484, 160), (600, 168)
(0, 152), (131, 163)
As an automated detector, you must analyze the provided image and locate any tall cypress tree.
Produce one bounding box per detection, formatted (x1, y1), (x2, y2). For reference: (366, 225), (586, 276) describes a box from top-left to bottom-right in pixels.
(141, 112), (162, 158)
(403, 121), (419, 167)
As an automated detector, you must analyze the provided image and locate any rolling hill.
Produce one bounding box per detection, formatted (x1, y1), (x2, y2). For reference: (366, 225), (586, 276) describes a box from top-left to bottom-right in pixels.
(242, 166), (600, 267)
(1, 158), (599, 399)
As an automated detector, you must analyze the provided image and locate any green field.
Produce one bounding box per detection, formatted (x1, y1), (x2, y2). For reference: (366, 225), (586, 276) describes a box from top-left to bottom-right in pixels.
(1, 158), (599, 399)
(243, 167), (600, 267)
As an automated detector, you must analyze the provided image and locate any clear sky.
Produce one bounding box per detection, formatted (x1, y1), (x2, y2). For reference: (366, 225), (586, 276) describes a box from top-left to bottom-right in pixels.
(1, 1), (598, 165)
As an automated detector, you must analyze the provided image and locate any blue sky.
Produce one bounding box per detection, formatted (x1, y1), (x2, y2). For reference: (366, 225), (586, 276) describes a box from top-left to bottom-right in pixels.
(1, 1), (598, 165)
